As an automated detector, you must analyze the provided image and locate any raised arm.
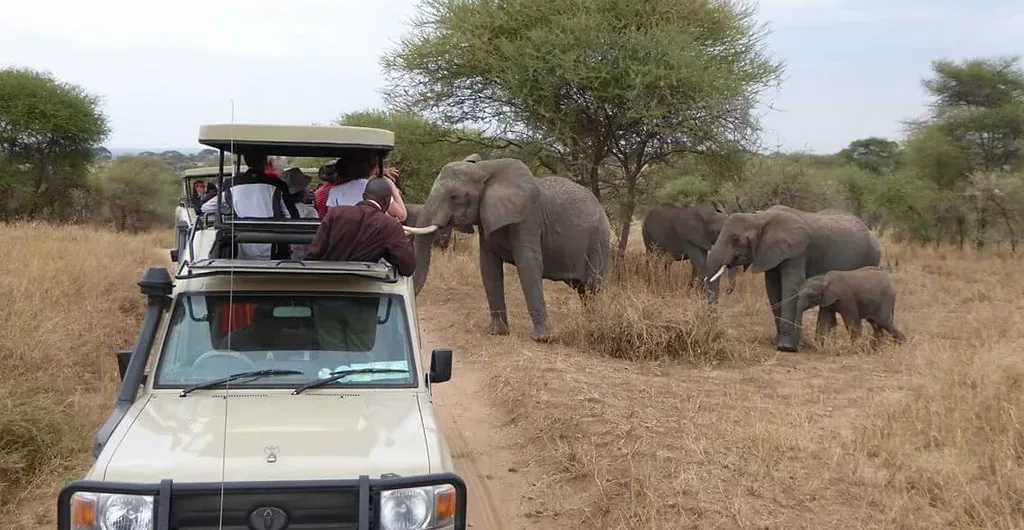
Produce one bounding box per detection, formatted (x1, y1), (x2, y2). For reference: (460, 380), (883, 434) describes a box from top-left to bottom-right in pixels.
(381, 169), (407, 223)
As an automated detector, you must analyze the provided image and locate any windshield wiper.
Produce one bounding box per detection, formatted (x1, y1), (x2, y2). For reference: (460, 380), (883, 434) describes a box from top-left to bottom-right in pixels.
(179, 369), (303, 397)
(291, 368), (410, 395)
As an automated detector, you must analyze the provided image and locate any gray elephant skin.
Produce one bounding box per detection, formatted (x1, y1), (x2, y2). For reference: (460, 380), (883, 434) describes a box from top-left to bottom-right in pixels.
(641, 203), (739, 304)
(405, 154), (612, 342)
(404, 203), (453, 249)
(705, 204), (881, 352)
(797, 266), (906, 347)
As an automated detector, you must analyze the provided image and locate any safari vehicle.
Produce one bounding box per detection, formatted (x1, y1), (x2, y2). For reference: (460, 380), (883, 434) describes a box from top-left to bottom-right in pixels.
(174, 166), (242, 264)
(59, 124), (467, 530)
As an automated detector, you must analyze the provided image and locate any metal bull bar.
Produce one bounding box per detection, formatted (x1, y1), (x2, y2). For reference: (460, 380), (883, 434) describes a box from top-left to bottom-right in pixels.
(57, 473), (468, 530)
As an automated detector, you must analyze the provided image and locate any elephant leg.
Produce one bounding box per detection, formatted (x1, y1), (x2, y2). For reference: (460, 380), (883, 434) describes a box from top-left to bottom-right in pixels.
(510, 228), (551, 342)
(764, 268), (783, 339)
(878, 315), (906, 343)
(776, 260), (807, 352)
(838, 304), (862, 340)
(815, 307), (838, 343)
(868, 320), (884, 350)
(479, 238), (509, 336)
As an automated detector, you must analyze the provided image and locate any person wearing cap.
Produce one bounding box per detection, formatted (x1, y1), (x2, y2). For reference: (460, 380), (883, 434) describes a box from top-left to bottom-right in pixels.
(280, 167), (320, 260)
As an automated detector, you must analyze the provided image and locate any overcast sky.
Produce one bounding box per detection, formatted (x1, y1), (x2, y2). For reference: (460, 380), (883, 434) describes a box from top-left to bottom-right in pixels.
(1, 0), (1020, 154)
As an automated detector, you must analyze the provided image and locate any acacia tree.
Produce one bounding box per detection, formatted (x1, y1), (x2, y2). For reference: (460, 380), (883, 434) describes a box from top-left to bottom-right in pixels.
(92, 155), (177, 232)
(381, 0), (783, 255)
(0, 67), (109, 221)
(838, 137), (902, 174)
(903, 56), (1024, 249)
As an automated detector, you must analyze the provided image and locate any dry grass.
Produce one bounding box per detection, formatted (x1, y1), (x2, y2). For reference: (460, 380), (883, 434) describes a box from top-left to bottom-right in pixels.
(0, 222), (171, 528)
(416, 227), (1024, 529)
(5, 222), (1024, 529)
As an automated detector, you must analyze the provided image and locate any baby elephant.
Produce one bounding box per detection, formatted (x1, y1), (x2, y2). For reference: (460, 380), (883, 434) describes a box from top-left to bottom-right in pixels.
(797, 266), (906, 347)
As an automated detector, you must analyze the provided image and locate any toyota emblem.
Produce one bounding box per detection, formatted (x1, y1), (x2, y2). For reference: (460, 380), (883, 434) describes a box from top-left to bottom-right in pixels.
(248, 506), (288, 530)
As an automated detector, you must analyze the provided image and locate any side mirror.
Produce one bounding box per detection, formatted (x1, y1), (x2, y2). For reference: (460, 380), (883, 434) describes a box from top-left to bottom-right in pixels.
(169, 248), (179, 262)
(116, 349), (132, 381)
(428, 348), (452, 384)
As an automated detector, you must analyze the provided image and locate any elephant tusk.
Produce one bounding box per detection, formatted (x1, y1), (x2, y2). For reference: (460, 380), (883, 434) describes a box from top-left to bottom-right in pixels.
(403, 224), (440, 235)
(707, 264), (728, 283)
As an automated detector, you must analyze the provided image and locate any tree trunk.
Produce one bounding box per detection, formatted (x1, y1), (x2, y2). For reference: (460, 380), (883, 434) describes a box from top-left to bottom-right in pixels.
(615, 171), (639, 259)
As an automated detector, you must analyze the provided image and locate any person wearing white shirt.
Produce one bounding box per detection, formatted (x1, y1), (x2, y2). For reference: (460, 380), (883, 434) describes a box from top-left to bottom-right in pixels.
(325, 156), (407, 222)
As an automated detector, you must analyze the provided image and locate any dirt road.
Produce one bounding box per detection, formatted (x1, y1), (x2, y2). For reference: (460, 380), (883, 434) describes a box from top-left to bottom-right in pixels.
(417, 304), (539, 530)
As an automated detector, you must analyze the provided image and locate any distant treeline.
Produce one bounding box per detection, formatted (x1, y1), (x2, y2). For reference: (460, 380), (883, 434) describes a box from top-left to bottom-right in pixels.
(3, 3), (1023, 250)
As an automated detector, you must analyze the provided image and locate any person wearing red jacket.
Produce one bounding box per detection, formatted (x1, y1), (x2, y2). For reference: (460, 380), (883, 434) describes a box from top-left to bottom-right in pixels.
(313, 159), (339, 218)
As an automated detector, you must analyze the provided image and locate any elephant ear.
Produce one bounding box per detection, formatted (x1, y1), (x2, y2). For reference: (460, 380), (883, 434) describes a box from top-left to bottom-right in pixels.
(687, 206), (719, 250)
(751, 210), (811, 273)
(464, 153), (482, 163)
(821, 276), (842, 306)
(479, 159), (541, 237)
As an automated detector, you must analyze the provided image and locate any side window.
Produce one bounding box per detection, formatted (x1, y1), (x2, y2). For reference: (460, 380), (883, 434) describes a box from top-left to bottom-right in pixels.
(159, 296), (215, 378)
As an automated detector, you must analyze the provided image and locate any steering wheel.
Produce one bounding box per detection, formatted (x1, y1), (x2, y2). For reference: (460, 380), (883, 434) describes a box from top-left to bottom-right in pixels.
(191, 350), (258, 372)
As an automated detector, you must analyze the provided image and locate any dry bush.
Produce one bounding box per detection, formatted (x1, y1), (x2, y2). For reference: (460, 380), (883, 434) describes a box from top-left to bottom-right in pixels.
(0, 222), (171, 526)
(559, 251), (730, 364)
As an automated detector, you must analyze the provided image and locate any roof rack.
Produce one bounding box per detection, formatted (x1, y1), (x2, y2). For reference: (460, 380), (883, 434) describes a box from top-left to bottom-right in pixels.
(179, 257), (398, 281)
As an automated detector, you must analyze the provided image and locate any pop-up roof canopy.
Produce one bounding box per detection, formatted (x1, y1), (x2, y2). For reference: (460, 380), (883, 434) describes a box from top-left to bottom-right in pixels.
(197, 124), (395, 157)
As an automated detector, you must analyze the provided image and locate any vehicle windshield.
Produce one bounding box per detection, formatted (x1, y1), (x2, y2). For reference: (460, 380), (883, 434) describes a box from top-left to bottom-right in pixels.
(153, 292), (415, 389)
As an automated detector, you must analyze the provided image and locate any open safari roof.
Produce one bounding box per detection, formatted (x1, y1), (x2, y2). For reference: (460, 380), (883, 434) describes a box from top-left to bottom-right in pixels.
(197, 124), (395, 157)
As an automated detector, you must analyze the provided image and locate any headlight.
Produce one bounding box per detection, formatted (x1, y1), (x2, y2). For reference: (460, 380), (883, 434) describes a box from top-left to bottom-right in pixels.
(379, 484), (457, 530)
(70, 492), (154, 530)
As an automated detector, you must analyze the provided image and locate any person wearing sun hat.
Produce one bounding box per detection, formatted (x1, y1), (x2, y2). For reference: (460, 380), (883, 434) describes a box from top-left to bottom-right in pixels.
(281, 167), (320, 260)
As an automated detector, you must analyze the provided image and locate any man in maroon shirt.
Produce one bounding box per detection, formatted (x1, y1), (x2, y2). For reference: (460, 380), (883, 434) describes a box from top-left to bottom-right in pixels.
(306, 177), (416, 276)
(307, 178), (416, 352)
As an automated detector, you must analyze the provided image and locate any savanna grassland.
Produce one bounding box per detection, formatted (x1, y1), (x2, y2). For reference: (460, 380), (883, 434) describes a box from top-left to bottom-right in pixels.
(3, 222), (1023, 529)
(0, 224), (172, 528)
(416, 226), (1024, 529)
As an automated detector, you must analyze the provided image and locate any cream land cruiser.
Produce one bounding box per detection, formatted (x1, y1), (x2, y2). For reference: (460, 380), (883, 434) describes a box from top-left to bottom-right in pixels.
(59, 124), (467, 530)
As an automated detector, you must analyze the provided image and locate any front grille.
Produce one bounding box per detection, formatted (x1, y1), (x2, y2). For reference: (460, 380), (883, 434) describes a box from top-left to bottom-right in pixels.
(57, 473), (466, 530)
(170, 489), (366, 529)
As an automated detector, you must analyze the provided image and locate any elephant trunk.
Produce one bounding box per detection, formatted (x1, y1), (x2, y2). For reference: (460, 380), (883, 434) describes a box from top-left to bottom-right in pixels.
(411, 192), (452, 296)
(413, 232), (436, 295)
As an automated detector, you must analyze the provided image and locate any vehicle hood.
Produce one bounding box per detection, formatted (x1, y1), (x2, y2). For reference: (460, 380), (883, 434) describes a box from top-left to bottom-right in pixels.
(103, 392), (431, 482)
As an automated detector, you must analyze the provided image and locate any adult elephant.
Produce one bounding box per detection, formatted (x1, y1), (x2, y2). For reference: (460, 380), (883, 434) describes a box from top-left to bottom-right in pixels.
(405, 154), (612, 342)
(404, 203), (453, 249)
(705, 205), (881, 352)
(641, 202), (739, 304)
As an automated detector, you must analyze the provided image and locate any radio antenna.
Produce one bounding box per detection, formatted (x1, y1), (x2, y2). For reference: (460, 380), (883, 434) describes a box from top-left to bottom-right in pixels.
(216, 99), (237, 530)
